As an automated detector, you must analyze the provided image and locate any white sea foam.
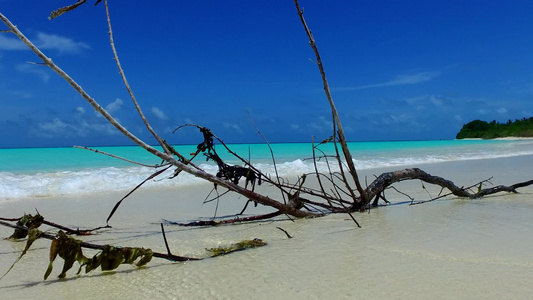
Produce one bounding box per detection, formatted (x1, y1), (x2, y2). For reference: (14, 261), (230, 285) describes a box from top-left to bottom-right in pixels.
(2, 140), (533, 201)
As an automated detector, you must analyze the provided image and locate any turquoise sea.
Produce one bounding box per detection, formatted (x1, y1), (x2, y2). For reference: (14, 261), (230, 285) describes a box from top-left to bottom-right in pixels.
(1, 139), (533, 200)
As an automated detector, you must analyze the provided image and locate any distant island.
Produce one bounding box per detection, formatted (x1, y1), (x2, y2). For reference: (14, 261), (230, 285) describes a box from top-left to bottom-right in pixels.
(456, 117), (533, 139)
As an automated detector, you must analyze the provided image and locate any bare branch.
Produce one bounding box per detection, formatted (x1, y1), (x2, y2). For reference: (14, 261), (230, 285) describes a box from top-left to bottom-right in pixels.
(276, 227), (293, 239)
(49, 0), (87, 20)
(74, 145), (166, 168)
(103, 0), (171, 155)
(106, 166), (171, 225)
(0, 220), (199, 262)
(248, 113), (287, 204)
(293, 0), (368, 206)
(367, 168), (533, 204)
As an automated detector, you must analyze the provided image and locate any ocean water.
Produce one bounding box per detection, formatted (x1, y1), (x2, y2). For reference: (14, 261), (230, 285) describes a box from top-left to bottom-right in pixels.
(1, 139), (533, 200)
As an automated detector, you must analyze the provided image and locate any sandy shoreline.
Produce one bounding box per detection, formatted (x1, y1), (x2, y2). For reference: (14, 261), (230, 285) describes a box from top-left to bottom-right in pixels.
(1, 155), (533, 299)
(460, 136), (533, 140)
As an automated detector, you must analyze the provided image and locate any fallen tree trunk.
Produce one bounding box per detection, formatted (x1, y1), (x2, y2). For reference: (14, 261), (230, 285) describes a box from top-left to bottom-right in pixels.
(358, 168), (533, 209)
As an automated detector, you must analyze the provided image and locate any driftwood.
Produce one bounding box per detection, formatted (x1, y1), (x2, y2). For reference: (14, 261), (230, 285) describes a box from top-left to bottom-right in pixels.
(363, 168), (533, 207)
(1, 0), (530, 225)
(0, 218), (198, 262)
(1, 0), (533, 281)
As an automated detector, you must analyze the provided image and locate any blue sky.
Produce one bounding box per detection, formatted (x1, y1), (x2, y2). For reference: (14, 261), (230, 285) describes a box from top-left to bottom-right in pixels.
(1, 1), (533, 148)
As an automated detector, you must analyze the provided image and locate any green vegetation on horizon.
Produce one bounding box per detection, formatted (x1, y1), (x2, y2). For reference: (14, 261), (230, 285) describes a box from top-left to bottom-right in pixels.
(456, 117), (533, 139)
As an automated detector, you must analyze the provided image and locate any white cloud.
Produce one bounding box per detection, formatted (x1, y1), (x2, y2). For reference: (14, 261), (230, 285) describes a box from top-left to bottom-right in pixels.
(522, 111), (533, 117)
(106, 98), (123, 114)
(82, 121), (120, 136)
(151, 107), (168, 120)
(386, 94), (445, 111)
(38, 118), (69, 135)
(9, 90), (33, 99)
(428, 95), (443, 106)
(379, 114), (421, 127)
(290, 123), (305, 133)
(309, 116), (332, 132)
(223, 122), (242, 133)
(496, 107), (507, 114)
(76, 106), (85, 114)
(96, 99), (123, 118)
(34, 117), (120, 138)
(339, 71), (440, 91)
(16, 64), (50, 82)
(0, 32), (89, 54)
(0, 35), (27, 50)
(34, 32), (90, 54)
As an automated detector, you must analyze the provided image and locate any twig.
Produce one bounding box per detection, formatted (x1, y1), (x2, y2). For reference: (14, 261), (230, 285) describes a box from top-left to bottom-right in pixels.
(0, 220), (199, 262)
(157, 223), (196, 261)
(168, 211), (284, 227)
(106, 166), (171, 225)
(103, 0), (171, 155)
(1, 216), (107, 236)
(276, 227), (293, 239)
(335, 196), (361, 228)
(248, 114), (287, 204)
(293, 0), (368, 206)
(49, 0), (87, 19)
(74, 145), (165, 168)
(42, 220), (109, 236)
(25, 61), (47, 65)
(203, 188), (231, 204)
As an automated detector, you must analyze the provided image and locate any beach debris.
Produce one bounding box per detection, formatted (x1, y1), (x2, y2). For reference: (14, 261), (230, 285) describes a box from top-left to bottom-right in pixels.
(6, 213), (44, 240)
(79, 245), (153, 274)
(196, 126), (261, 190)
(0, 217), (201, 280)
(206, 238), (267, 257)
(49, 0), (103, 20)
(2, 213), (104, 238)
(3, 0), (533, 286)
(44, 230), (155, 279)
(45, 230), (88, 279)
(276, 227), (293, 239)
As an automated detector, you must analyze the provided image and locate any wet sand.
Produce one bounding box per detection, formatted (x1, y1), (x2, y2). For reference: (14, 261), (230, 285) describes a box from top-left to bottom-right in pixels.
(1, 155), (533, 299)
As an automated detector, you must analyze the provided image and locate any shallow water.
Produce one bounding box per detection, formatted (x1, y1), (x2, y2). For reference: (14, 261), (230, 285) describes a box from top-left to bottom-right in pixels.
(2, 195), (532, 299)
(1, 156), (533, 299)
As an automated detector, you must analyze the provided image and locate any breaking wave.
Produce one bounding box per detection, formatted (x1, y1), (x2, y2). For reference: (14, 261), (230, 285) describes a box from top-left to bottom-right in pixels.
(2, 139), (533, 200)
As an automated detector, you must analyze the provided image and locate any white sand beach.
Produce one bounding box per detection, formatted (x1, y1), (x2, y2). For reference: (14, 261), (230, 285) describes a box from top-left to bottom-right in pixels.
(1, 155), (533, 299)
(461, 137), (533, 141)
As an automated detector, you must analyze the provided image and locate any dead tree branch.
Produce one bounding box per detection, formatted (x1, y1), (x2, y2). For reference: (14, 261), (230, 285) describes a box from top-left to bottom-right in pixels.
(0, 219), (199, 262)
(364, 168), (533, 208)
(293, 0), (368, 206)
(0, 12), (318, 219)
(74, 146), (166, 168)
(103, 0), (171, 155)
